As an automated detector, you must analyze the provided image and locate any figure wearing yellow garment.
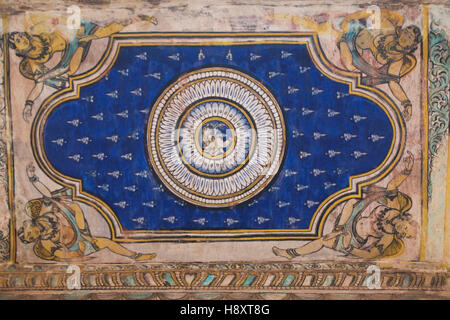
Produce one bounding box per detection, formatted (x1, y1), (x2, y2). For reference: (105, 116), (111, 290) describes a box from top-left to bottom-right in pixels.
(9, 14), (157, 122)
(18, 164), (156, 262)
(298, 10), (421, 121)
(273, 152), (417, 259)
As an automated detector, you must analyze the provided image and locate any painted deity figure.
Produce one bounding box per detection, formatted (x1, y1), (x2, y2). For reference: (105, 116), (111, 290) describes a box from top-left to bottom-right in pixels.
(300, 9), (422, 121)
(9, 13), (157, 121)
(273, 152), (417, 259)
(18, 164), (156, 261)
(201, 123), (233, 157)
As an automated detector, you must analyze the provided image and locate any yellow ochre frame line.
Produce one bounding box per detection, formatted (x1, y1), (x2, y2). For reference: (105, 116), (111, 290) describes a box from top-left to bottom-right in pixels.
(420, 5), (429, 262)
(30, 33), (405, 242)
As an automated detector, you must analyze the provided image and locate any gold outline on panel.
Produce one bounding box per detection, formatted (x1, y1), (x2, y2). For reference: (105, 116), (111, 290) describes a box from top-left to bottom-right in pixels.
(30, 33), (405, 242)
(420, 5), (429, 262)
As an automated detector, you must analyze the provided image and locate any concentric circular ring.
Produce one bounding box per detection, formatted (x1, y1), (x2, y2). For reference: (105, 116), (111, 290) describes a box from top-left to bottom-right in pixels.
(147, 67), (286, 208)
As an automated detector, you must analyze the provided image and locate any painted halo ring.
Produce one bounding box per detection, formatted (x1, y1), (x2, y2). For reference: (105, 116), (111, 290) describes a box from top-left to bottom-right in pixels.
(147, 67), (286, 208)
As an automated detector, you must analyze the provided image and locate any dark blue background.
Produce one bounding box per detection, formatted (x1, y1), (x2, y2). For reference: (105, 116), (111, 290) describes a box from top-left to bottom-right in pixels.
(43, 43), (393, 231)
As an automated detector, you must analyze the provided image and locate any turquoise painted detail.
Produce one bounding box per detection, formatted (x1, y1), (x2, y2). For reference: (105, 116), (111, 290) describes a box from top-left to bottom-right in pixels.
(125, 275), (136, 286)
(162, 273), (175, 286)
(282, 275), (295, 286)
(428, 21), (449, 198)
(201, 275), (216, 286)
(242, 275), (256, 286)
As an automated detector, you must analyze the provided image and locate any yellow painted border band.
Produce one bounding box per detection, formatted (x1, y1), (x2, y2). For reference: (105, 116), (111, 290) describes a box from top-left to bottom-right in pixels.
(420, 5), (429, 261)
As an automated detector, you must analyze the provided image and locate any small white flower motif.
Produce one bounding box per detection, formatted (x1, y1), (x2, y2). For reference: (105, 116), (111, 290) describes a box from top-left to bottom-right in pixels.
(68, 154), (82, 162)
(341, 133), (357, 141)
(132, 217), (145, 225)
(163, 216), (177, 224)
(114, 201), (128, 209)
(226, 49), (233, 61)
(136, 52), (147, 60)
(87, 170), (99, 178)
(299, 66), (311, 73)
(311, 169), (326, 176)
(145, 73), (161, 80)
(334, 168), (347, 175)
(225, 218), (239, 226)
(198, 49), (205, 61)
(284, 107), (292, 112)
(299, 151), (311, 159)
(248, 200), (259, 207)
(168, 53), (180, 61)
(281, 50), (293, 59)
(106, 90), (118, 99)
(81, 96), (94, 103)
(313, 132), (327, 140)
(305, 200), (319, 208)
(351, 151), (368, 159)
(328, 109), (340, 117)
(249, 53), (262, 61)
(193, 218), (207, 225)
(268, 72), (284, 78)
(255, 217), (270, 225)
(92, 153), (107, 160)
(351, 115), (367, 123)
(369, 134), (385, 142)
(106, 135), (119, 143)
(324, 182), (337, 190)
(107, 171), (122, 179)
(292, 129), (304, 138)
(52, 138), (66, 146)
(130, 88), (142, 96)
(312, 87), (324, 95)
(326, 150), (341, 158)
(288, 217), (301, 225)
(288, 86), (299, 94)
(152, 185), (164, 192)
(174, 200), (185, 206)
(301, 107), (314, 116)
(268, 186), (280, 192)
(135, 170), (149, 178)
(67, 119), (82, 127)
(97, 184), (109, 192)
(118, 69), (129, 76)
(76, 137), (91, 145)
(284, 169), (298, 177)
(143, 201), (156, 208)
(128, 131), (140, 140)
(91, 113), (103, 121)
(277, 201), (290, 208)
(116, 110), (128, 119)
(296, 184), (309, 191)
(121, 153), (133, 161)
(124, 185), (137, 192)
(336, 91), (350, 99)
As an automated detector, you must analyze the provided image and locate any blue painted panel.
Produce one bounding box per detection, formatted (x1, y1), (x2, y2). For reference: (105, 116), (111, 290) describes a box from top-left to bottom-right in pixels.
(43, 43), (393, 232)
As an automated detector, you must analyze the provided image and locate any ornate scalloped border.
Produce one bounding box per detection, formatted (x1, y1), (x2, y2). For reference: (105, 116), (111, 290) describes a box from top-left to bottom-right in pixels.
(0, 262), (448, 292)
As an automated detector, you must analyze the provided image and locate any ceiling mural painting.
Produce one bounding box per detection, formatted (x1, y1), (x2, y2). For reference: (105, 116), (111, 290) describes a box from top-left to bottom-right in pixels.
(0, 1), (448, 300)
